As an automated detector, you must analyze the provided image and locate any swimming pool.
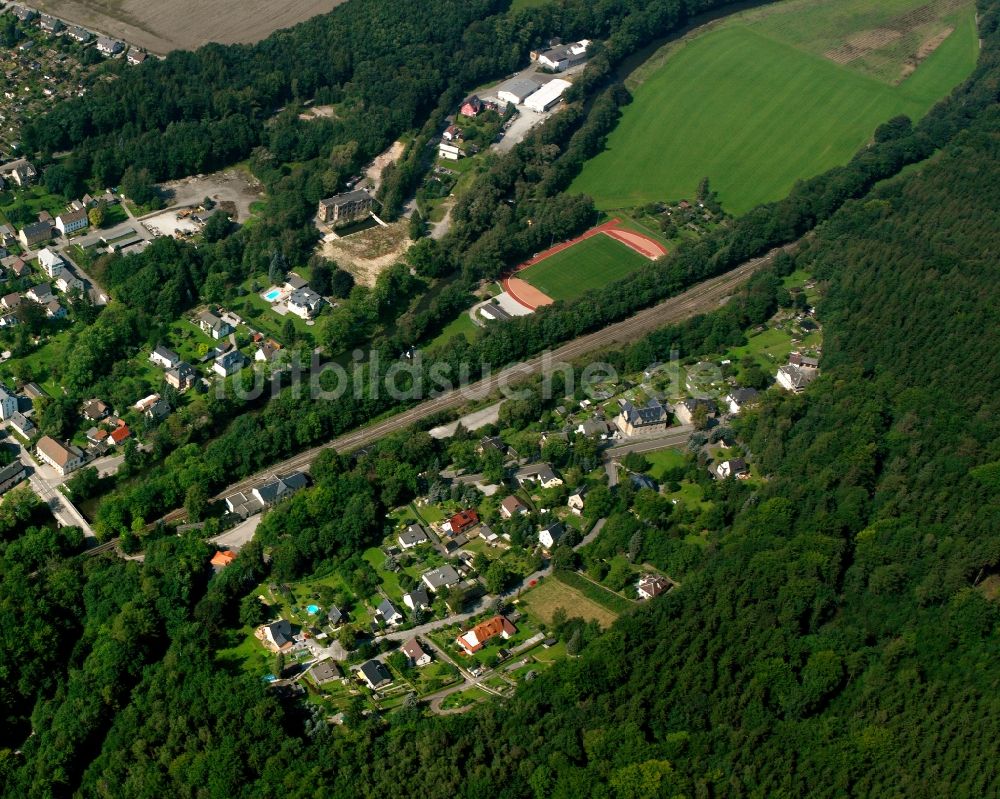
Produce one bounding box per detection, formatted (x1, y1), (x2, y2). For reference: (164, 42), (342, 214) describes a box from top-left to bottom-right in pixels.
(263, 288), (282, 302)
(306, 604), (320, 614)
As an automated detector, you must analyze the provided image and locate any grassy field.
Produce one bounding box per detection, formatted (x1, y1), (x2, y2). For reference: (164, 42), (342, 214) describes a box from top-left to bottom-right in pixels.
(520, 575), (621, 628)
(518, 234), (649, 301)
(571, 0), (978, 214)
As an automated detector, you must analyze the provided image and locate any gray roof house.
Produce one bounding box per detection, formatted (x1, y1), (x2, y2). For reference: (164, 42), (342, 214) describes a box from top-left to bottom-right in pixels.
(422, 564), (461, 592)
(615, 398), (670, 436)
(358, 659), (392, 690)
(397, 524), (429, 549)
(327, 605), (344, 626)
(375, 598), (403, 626)
(403, 586), (431, 611)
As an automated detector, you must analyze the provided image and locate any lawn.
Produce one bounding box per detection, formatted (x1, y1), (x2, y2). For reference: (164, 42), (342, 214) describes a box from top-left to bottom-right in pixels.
(427, 309), (480, 349)
(644, 448), (687, 481)
(570, 0), (979, 214)
(519, 575), (620, 629)
(518, 233), (649, 301)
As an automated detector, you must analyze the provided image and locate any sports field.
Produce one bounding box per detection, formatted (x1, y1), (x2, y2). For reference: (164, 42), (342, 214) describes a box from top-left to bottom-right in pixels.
(518, 234), (649, 302)
(571, 0), (979, 215)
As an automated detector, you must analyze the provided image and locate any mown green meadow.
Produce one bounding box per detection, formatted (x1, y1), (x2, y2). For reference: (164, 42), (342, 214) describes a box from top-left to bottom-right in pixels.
(571, 0), (978, 214)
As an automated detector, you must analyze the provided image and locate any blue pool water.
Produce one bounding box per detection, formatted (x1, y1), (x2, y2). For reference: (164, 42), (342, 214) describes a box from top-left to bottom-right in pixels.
(264, 288), (282, 301)
(306, 604), (319, 614)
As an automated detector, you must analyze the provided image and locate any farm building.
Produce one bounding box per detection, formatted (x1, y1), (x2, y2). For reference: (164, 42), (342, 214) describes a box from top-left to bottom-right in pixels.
(525, 79), (572, 113)
(497, 77), (541, 106)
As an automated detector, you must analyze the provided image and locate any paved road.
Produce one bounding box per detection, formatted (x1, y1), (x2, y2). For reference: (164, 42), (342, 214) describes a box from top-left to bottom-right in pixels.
(605, 427), (692, 457)
(429, 401), (503, 439)
(14, 443), (95, 538)
(209, 514), (261, 551)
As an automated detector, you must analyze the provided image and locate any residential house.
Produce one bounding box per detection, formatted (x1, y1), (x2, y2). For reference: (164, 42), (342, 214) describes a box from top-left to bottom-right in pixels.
(514, 463), (563, 489)
(673, 397), (718, 426)
(133, 394), (160, 413)
(397, 523), (429, 549)
(287, 288), (323, 320)
(438, 142), (463, 161)
(81, 398), (110, 421)
(310, 659), (340, 686)
(577, 419), (614, 439)
(25, 284), (52, 303)
(459, 95), (482, 117)
(85, 427), (108, 446)
(196, 310), (234, 339)
(46, 300), (66, 319)
(255, 341), (281, 364)
(165, 361), (196, 391)
(497, 77), (541, 106)
(145, 399), (171, 421)
(567, 487), (587, 515)
(19, 220), (52, 248)
(67, 26), (92, 43)
(326, 606), (344, 627)
(442, 124), (461, 141)
(0, 385), (17, 419)
(150, 345), (180, 369)
(39, 14), (63, 33)
(357, 660), (392, 690)
(37, 248), (64, 278)
(256, 619), (294, 653)
(614, 398), (670, 436)
(253, 472), (308, 506)
(500, 495), (529, 519)
(538, 521), (565, 550)
(225, 471), (308, 519)
(789, 352), (820, 369)
(8, 411), (35, 438)
(108, 425), (131, 446)
(2, 159), (37, 187)
(126, 48), (147, 65)
(55, 273), (83, 294)
(11, 6), (38, 23)
(375, 598), (403, 627)
(0, 314), (17, 329)
(284, 273), (308, 291)
(35, 435), (85, 476)
(8, 258), (29, 277)
(96, 35), (124, 56)
(403, 586), (431, 612)
(630, 473), (659, 492)
(477, 435), (509, 458)
(637, 574), (672, 600)
(316, 189), (373, 228)
(776, 363), (818, 393)
(210, 550), (237, 570)
(0, 460), (27, 496)
(0, 226), (16, 247)
(213, 350), (246, 377)
(456, 615), (516, 655)
(444, 508), (479, 535)
(55, 208), (89, 235)
(401, 638), (432, 667)
(422, 564), (461, 593)
(714, 458), (748, 480)
(1, 293), (20, 312)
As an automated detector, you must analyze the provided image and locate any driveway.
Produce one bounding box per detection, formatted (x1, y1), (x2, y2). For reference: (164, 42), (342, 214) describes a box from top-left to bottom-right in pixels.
(209, 514), (261, 551)
(13, 443), (95, 537)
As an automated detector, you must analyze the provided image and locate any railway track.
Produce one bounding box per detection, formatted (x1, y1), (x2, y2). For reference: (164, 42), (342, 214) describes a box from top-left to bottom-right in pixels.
(90, 244), (789, 553)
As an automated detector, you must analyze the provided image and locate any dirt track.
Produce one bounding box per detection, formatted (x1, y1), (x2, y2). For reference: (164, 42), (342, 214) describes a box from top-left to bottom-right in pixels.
(32, 0), (345, 54)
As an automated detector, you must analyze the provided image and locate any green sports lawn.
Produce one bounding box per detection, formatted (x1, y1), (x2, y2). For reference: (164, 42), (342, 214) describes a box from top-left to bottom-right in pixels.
(518, 233), (649, 301)
(570, 3), (979, 215)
